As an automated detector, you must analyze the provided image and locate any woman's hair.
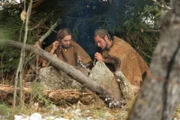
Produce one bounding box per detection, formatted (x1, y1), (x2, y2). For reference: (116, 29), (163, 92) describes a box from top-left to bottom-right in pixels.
(94, 29), (111, 40)
(57, 28), (72, 41)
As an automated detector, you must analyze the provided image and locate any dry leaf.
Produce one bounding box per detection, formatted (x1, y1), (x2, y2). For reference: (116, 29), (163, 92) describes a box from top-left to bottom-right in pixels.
(20, 9), (27, 23)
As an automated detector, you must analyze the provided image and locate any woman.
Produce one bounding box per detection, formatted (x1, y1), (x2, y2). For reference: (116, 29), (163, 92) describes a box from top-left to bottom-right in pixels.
(42, 28), (92, 67)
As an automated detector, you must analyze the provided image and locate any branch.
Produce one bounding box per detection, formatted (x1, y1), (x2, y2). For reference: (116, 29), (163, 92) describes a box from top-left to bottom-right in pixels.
(2, 40), (124, 108)
(142, 29), (160, 33)
(39, 19), (61, 42)
(13, 0), (33, 110)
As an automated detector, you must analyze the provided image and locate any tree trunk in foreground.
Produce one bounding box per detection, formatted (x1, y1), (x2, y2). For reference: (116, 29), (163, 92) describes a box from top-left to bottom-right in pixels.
(128, 1), (180, 120)
(2, 40), (123, 107)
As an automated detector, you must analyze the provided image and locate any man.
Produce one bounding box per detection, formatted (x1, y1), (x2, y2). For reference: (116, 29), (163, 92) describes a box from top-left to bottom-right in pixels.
(42, 28), (92, 67)
(94, 29), (149, 86)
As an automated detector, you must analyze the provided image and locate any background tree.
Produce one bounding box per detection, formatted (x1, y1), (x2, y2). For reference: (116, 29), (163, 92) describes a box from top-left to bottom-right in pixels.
(128, 0), (180, 119)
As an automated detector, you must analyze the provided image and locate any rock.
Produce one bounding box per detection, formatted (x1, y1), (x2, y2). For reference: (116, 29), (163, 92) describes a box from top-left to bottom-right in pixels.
(115, 71), (139, 99)
(39, 67), (82, 90)
(88, 61), (122, 100)
(29, 113), (42, 120)
(38, 62), (122, 101)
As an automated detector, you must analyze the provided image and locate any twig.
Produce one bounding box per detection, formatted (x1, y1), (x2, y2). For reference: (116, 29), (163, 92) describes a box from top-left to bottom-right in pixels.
(39, 19), (61, 42)
(13, 0), (32, 110)
(77, 60), (91, 73)
(136, 47), (151, 59)
(142, 29), (160, 33)
(29, 12), (56, 31)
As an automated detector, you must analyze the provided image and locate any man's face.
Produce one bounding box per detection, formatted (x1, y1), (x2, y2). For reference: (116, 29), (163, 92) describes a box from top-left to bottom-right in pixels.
(61, 35), (72, 48)
(94, 35), (108, 50)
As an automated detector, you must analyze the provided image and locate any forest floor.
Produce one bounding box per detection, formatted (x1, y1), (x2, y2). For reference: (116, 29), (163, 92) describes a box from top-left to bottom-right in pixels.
(0, 82), (180, 120)
(1, 97), (179, 120)
(0, 94), (133, 120)
(0, 95), (180, 120)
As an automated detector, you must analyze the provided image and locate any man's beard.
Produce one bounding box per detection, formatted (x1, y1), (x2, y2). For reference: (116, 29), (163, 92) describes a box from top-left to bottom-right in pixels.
(103, 39), (108, 50)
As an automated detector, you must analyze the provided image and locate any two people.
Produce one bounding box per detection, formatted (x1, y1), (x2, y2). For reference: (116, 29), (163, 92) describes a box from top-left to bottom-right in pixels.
(43, 28), (149, 87)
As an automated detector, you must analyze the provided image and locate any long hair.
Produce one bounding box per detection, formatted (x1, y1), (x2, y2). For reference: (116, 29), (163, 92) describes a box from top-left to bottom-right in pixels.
(57, 28), (72, 41)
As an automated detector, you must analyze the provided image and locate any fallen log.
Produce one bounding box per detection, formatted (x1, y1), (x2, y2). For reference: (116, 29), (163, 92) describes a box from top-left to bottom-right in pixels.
(1, 40), (124, 108)
(0, 84), (95, 105)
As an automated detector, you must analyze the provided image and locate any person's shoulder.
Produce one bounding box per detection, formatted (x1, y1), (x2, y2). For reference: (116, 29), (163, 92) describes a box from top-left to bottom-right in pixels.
(112, 36), (124, 46)
(113, 36), (131, 46)
(71, 40), (77, 45)
(71, 40), (81, 48)
(113, 36), (124, 42)
(110, 36), (133, 53)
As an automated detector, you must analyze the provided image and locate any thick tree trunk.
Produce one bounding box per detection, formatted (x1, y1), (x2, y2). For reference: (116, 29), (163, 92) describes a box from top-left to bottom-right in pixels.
(128, 1), (180, 120)
(1, 40), (123, 107)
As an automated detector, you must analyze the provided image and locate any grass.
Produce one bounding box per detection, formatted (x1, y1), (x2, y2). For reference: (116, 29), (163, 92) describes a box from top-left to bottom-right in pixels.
(0, 104), (9, 116)
(174, 104), (180, 118)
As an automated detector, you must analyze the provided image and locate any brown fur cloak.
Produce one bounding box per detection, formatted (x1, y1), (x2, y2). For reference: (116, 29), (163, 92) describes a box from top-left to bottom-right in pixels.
(44, 40), (92, 66)
(102, 36), (149, 86)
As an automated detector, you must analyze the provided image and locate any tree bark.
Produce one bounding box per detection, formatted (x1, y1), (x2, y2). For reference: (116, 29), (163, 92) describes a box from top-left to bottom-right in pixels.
(0, 84), (95, 105)
(128, 0), (180, 120)
(1, 40), (123, 107)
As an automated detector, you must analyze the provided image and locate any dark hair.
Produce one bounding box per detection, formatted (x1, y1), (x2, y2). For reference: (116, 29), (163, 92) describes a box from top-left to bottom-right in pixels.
(94, 29), (112, 40)
(57, 28), (72, 41)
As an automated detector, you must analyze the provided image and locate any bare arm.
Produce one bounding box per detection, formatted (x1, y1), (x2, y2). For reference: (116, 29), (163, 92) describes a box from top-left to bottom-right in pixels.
(94, 52), (121, 71)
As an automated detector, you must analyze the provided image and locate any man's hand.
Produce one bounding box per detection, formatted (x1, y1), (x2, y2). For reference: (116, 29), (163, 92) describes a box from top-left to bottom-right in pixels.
(94, 52), (104, 62)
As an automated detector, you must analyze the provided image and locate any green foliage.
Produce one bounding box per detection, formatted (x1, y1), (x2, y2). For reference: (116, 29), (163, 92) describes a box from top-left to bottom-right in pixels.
(0, 10), (21, 40)
(0, 104), (9, 116)
(30, 82), (52, 107)
(121, 2), (161, 64)
(92, 109), (106, 118)
(0, 48), (20, 78)
(123, 2), (161, 33)
(0, 7), (22, 79)
(0, 5), (38, 79)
